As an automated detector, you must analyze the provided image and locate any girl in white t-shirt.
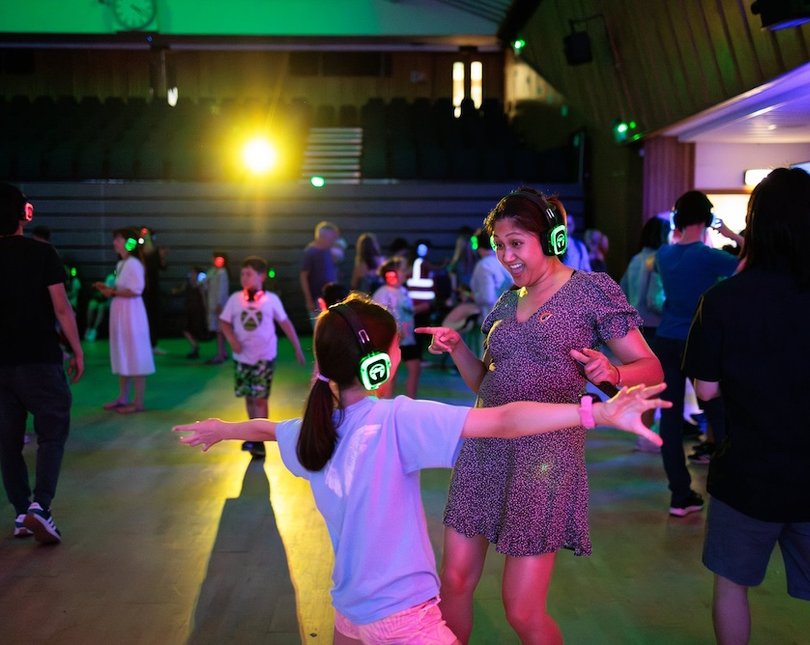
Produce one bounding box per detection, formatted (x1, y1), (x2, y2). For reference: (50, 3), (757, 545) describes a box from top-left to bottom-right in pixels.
(372, 255), (426, 399)
(174, 295), (666, 645)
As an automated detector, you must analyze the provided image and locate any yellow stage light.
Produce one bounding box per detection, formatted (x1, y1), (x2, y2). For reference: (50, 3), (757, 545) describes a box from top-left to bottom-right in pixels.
(242, 137), (279, 174)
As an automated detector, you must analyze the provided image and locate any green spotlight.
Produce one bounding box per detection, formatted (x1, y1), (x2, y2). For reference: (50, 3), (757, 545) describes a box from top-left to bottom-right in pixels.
(470, 235), (479, 251)
(268, 268), (276, 279)
(513, 39), (526, 53)
(611, 118), (639, 144)
(310, 176), (326, 188)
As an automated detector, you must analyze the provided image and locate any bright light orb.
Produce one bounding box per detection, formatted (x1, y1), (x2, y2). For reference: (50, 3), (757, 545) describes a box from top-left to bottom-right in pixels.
(242, 137), (278, 174)
(310, 175), (326, 188)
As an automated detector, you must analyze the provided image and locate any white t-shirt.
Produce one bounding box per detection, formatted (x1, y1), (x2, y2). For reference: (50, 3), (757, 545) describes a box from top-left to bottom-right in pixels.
(219, 290), (289, 364)
(276, 396), (469, 624)
(371, 284), (416, 346)
(470, 253), (512, 317)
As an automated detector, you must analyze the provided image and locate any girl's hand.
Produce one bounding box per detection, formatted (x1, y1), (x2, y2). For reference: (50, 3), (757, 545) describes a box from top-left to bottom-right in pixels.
(593, 384), (670, 446)
(415, 326), (461, 354)
(173, 419), (226, 451)
(295, 348), (306, 365)
(570, 347), (620, 386)
(94, 282), (114, 298)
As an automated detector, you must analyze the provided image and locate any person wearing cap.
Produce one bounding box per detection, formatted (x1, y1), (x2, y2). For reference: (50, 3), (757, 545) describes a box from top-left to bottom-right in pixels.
(0, 182), (84, 545)
(652, 190), (743, 517)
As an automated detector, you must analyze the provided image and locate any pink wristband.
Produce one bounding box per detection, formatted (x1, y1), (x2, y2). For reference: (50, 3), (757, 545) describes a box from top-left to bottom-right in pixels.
(579, 395), (595, 429)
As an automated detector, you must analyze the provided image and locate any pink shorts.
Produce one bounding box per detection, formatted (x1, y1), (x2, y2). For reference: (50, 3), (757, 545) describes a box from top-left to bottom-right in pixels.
(334, 597), (458, 645)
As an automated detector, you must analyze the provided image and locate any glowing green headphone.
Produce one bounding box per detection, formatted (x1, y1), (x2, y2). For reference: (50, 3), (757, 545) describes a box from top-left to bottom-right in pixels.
(330, 304), (392, 391)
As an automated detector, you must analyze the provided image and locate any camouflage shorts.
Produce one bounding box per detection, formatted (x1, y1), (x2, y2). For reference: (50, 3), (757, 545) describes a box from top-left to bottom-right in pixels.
(234, 359), (275, 399)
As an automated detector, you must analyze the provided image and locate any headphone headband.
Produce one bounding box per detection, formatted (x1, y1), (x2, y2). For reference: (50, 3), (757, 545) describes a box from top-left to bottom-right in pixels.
(503, 190), (568, 257)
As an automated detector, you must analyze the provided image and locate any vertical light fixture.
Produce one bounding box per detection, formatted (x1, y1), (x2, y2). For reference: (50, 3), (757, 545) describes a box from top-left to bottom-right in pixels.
(452, 61), (465, 118)
(470, 61), (483, 109)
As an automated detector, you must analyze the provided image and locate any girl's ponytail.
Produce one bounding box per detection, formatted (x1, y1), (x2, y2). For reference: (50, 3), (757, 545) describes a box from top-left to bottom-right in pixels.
(297, 378), (340, 471)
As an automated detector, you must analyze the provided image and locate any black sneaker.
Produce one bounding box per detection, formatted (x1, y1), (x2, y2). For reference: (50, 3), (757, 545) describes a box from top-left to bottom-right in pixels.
(241, 441), (266, 459)
(22, 502), (62, 544)
(669, 491), (704, 517)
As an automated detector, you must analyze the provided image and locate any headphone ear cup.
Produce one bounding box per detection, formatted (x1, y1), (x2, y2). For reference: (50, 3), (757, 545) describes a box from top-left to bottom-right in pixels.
(542, 207), (568, 256)
(23, 202), (34, 222)
(358, 351), (392, 390)
(543, 223), (568, 256)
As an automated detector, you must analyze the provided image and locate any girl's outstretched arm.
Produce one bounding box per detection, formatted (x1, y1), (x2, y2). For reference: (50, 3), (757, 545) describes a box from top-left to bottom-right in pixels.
(173, 418), (279, 451)
(462, 383), (669, 446)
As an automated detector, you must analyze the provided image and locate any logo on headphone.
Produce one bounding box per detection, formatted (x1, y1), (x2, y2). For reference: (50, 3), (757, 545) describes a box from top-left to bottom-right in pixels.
(547, 223), (568, 256)
(359, 354), (391, 390)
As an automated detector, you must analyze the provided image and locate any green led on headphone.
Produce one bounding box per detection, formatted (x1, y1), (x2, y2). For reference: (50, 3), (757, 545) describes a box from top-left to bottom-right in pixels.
(124, 237), (138, 252)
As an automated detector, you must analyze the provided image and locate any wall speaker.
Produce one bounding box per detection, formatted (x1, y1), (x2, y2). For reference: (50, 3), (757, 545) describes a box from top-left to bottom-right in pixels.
(563, 32), (592, 65)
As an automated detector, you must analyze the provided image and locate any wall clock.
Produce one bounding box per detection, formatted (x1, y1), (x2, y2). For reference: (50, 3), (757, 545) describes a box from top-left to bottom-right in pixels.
(112, 0), (156, 30)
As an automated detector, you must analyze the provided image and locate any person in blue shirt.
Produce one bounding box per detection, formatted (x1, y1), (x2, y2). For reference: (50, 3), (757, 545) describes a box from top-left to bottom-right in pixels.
(174, 295), (667, 644)
(653, 190), (742, 517)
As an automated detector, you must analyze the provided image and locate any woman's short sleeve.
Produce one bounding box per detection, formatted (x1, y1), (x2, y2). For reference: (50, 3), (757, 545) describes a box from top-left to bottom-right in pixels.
(584, 273), (644, 343)
(117, 257), (145, 295)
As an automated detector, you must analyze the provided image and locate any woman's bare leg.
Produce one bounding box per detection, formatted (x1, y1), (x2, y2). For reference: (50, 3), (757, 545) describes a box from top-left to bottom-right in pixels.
(502, 552), (561, 645)
(439, 527), (490, 644)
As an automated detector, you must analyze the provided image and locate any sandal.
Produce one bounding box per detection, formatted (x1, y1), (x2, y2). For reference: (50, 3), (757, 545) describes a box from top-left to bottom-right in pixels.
(116, 405), (145, 415)
(102, 400), (127, 411)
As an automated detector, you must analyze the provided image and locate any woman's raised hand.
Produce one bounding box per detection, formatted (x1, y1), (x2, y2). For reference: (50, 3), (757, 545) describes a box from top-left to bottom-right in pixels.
(415, 326), (461, 354)
(593, 383), (670, 446)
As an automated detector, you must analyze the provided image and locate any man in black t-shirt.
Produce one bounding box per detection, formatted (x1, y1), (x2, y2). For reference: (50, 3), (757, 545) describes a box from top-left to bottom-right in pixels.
(684, 168), (810, 643)
(0, 182), (84, 545)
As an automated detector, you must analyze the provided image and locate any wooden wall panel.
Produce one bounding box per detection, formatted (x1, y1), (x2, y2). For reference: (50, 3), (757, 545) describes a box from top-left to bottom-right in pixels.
(0, 49), (505, 107)
(521, 0), (810, 137)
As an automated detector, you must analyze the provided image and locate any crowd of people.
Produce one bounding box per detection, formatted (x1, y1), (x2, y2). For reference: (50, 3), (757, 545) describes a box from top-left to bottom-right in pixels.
(2, 171), (808, 644)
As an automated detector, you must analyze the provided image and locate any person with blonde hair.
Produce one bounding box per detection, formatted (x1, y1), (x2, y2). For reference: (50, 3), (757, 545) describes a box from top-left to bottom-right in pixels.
(350, 232), (384, 294)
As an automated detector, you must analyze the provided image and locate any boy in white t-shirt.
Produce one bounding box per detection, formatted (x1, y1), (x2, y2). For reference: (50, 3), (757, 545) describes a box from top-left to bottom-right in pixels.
(219, 256), (305, 457)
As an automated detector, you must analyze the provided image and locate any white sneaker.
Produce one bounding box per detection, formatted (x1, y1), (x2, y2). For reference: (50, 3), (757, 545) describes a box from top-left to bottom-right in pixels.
(14, 514), (33, 538)
(23, 502), (62, 544)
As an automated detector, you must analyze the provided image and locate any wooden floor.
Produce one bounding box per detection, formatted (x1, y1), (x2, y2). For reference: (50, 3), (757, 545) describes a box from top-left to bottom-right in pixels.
(1, 338), (807, 645)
